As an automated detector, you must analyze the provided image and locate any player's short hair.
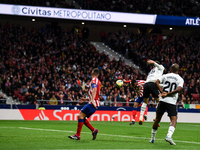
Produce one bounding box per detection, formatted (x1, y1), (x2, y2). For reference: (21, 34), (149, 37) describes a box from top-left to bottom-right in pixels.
(171, 63), (179, 73)
(92, 68), (99, 75)
(155, 60), (160, 64)
(131, 79), (136, 86)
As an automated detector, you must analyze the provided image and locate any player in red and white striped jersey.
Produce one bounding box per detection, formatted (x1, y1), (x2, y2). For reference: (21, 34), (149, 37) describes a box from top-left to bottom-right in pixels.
(88, 77), (101, 107)
(68, 68), (101, 140)
(123, 79), (148, 125)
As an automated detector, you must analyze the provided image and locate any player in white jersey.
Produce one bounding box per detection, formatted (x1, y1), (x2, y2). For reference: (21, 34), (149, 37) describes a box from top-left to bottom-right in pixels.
(139, 60), (165, 125)
(149, 63), (184, 145)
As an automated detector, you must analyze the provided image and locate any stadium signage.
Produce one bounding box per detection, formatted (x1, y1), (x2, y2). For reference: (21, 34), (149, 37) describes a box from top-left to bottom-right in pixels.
(156, 15), (200, 27)
(0, 4), (156, 24)
(0, 109), (200, 123)
(185, 18), (200, 26)
(18, 109), (145, 121)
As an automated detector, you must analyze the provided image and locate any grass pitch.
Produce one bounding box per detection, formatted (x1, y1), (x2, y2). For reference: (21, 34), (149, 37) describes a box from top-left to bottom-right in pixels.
(0, 120), (200, 149)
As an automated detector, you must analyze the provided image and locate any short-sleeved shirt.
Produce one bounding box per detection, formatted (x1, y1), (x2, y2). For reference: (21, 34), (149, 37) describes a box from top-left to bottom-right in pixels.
(134, 80), (145, 97)
(89, 77), (101, 107)
(146, 63), (165, 83)
(158, 73), (184, 105)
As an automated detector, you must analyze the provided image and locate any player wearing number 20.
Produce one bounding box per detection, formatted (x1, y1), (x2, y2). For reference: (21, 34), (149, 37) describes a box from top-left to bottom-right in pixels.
(150, 63), (184, 145)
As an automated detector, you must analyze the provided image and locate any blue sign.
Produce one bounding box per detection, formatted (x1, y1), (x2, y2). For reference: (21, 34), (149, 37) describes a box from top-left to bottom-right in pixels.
(156, 15), (200, 27)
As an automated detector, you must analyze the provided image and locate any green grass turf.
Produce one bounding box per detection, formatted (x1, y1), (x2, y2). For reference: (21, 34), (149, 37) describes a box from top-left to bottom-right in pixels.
(0, 120), (200, 150)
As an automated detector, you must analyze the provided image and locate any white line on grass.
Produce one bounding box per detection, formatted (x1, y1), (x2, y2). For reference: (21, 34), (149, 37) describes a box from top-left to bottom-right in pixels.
(0, 126), (200, 145)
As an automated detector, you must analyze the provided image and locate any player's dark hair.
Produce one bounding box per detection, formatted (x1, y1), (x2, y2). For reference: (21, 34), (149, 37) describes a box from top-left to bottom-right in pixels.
(171, 63), (179, 73)
(131, 79), (136, 86)
(92, 68), (99, 75)
(155, 60), (160, 64)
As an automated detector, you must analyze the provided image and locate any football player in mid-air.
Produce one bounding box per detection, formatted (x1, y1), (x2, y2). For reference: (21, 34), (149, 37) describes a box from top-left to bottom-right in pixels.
(68, 68), (101, 140)
(139, 60), (165, 125)
(123, 79), (147, 125)
(149, 63), (184, 145)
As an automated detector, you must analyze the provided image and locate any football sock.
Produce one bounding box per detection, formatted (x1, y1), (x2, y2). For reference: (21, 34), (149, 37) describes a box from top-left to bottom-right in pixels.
(144, 106), (148, 115)
(151, 129), (157, 140)
(167, 126), (175, 138)
(84, 118), (94, 131)
(139, 103), (147, 121)
(132, 109), (137, 121)
(76, 119), (84, 136)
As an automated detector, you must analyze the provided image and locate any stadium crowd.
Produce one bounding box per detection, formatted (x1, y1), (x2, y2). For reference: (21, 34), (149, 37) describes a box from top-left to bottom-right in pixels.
(1, 0), (75, 8)
(0, 23), (199, 107)
(102, 29), (200, 105)
(76, 0), (200, 17)
(0, 23), (141, 107)
(1, 0), (200, 17)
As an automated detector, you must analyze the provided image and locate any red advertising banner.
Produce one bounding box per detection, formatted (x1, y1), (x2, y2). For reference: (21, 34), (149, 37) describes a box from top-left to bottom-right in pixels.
(19, 109), (146, 121)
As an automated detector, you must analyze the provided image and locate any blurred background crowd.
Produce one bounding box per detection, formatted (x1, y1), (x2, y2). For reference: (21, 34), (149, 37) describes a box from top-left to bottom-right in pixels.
(0, 22), (199, 108)
(0, 0), (200, 108)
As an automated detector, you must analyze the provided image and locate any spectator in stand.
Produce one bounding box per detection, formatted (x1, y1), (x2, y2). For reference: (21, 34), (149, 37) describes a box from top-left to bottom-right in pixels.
(112, 93), (120, 106)
(5, 79), (11, 95)
(120, 92), (126, 106)
(11, 81), (17, 96)
(49, 94), (58, 105)
(177, 99), (185, 109)
(20, 85), (28, 96)
(104, 95), (113, 106)
(0, 94), (6, 103)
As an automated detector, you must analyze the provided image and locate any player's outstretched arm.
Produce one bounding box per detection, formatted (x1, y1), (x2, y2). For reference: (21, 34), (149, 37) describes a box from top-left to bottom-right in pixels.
(147, 59), (155, 65)
(147, 59), (164, 70)
(123, 79), (131, 83)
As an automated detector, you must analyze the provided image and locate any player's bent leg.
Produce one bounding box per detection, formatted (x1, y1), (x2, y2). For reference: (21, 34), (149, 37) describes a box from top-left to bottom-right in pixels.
(139, 98), (148, 125)
(153, 99), (160, 127)
(84, 117), (99, 140)
(82, 104), (99, 140)
(144, 106), (148, 121)
(68, 111), (87, 140)
(165, 116), (177, 145)
(150, 114), (162, 143)
(130, 102), (139, 125)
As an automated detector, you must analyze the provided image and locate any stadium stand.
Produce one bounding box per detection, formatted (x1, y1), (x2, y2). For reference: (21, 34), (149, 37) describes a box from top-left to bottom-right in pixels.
(103, 29), (200, 105)
(1, 0), (75, 8)
(0, 22), (199, 107)
(76, 0), (200, 17)
(0, 1), (200, 107)
(0, 23), (142, 106)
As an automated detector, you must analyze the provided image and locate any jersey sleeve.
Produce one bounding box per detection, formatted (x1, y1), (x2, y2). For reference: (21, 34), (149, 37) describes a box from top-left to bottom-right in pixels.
(178, 78), (184, 88)
(154, 62), (165, 71)
(92, 84), (97, 88)
(158, 74), (165, 83)
(124, 80), (131, 83)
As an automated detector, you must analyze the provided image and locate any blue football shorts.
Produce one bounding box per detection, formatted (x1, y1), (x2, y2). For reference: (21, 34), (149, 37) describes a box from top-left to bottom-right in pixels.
(81, 104), (97, 118)
(134, 96), (144, 104)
